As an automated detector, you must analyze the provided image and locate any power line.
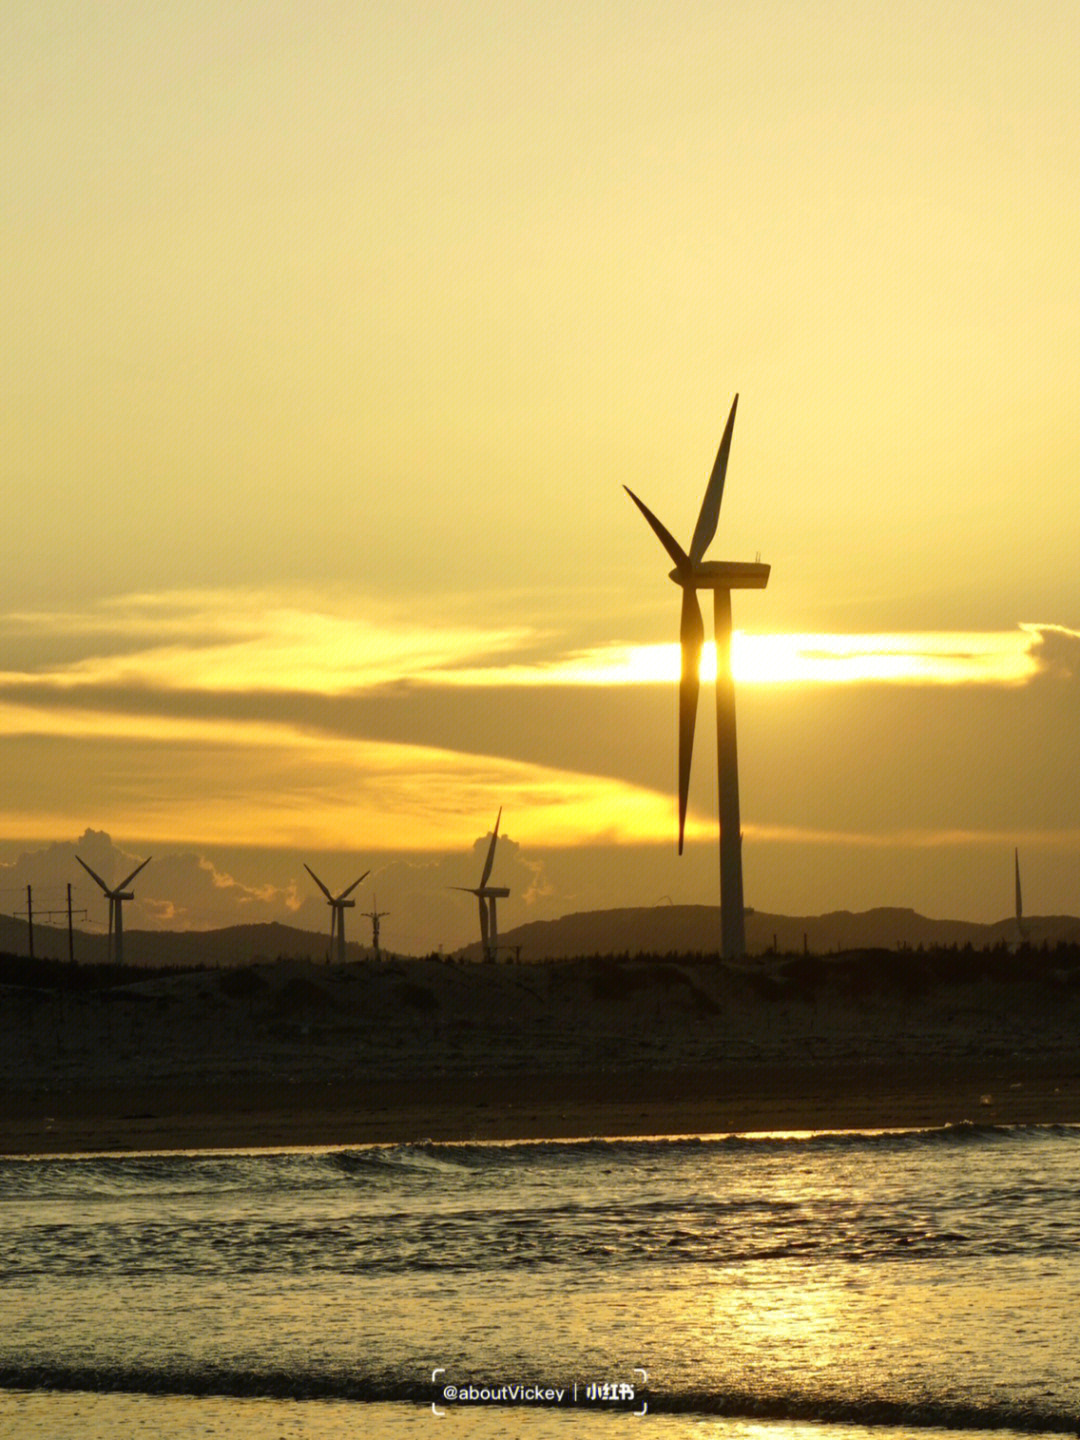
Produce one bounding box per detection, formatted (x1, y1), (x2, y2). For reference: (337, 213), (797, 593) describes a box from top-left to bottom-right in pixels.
(8, 884), (90, 962)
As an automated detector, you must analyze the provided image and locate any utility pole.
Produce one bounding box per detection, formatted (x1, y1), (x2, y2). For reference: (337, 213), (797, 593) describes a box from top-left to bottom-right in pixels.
(14, 887), (88, 961)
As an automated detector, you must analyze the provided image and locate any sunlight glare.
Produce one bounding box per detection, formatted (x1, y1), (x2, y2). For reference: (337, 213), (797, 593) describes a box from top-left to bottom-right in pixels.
(519, 631), (1042, 687)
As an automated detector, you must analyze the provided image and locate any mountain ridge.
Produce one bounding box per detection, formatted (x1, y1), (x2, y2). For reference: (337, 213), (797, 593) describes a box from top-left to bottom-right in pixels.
(459, 903), (1080, 959)
(3, 903), (1079, 967)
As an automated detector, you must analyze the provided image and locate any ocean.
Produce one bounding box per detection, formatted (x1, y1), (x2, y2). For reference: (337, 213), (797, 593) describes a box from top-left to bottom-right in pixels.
(1, 1125), (1078, 1438)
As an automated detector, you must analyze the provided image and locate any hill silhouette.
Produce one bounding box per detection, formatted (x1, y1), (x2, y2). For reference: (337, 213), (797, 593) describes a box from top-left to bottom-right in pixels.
(0, 914), (361, 967)
(3, 903), (1079, 969)
(458, 904), (1080, 959)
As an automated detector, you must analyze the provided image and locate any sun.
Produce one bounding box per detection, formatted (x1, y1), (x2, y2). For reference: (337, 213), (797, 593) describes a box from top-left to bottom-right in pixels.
(597, 632), (1039, 687)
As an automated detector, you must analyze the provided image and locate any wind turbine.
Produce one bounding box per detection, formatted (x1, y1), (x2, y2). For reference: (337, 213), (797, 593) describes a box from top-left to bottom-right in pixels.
(361, 895), (390, 959)
(304, 864), (369, 964)
(75, 853), (151, 966)
(453, 809), (510, 961)
(624, 394), (769, 960)
(1014, 848), (1025, 947)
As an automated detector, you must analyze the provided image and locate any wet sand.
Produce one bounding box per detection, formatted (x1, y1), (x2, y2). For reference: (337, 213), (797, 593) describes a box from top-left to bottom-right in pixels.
(5, 1058), (1080, 1156)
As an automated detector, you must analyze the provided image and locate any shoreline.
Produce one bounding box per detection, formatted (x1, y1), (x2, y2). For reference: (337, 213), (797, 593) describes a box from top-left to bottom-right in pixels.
(5, 1058), (1080, 1156)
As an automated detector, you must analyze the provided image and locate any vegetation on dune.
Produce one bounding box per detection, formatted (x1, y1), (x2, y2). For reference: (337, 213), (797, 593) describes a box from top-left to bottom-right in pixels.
(0, 951), (207, 991)
(4, 942), (1080, 999)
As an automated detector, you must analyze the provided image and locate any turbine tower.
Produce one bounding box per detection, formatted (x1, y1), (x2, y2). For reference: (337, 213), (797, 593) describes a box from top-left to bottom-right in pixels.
(453, 808), (510, 961)
(75, 854), (151, 966)
(305, 864), (369, 964)
(361, 895), (390, 959)
(624, 394), (768, 960)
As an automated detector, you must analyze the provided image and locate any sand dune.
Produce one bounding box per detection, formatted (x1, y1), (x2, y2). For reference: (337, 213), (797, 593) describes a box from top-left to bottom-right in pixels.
(3, 945), (1080, 1153)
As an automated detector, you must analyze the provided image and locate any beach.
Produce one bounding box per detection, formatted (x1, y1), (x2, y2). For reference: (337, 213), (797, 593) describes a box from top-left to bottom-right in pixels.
(6, 948), (1080, 1434)
(4, 948), (1080, 1154)
(5, 1060), (1080, 1156)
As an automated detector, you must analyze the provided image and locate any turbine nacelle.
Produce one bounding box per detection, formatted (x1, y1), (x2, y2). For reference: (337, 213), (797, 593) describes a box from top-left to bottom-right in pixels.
(668, 561), (770, 590)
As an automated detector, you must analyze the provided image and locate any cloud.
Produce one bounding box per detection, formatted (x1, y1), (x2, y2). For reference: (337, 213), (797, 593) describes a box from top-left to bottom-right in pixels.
(2, 592), (1078, 873)
(1, 593), (1068, 709)
(1026, 624), (1080, 681)
(0, 824), (559, 955)
(744, 822), (1080, 849)
(0, 717), (679, 852)
(0, 829), (300, 934)
(1, 589), (535, 694)
(352, 828), (555, 954)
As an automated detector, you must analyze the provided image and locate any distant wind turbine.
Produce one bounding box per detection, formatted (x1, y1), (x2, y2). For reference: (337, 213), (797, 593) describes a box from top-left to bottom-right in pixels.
(75, 854), (151, 966)
(305, 864), (369, 964)
(361, 895), (390, 959)
(624, 394), (769, 960)
(452, 809), (510, 961)
(1015, 848), (1025, 947)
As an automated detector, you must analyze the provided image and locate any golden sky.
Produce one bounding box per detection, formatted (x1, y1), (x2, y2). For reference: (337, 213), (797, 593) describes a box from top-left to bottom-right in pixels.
(2, 3), (1078, 950)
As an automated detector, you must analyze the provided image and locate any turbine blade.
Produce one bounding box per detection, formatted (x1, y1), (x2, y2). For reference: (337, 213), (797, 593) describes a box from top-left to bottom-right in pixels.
(116, 856), (151, 892)
(677, 587), (705, 854)
(304, 864), (334, 902)
(338, 871), (370, 901)
(478, 897), (489, 948)
(689, 394), (738, 565)
(75, 855), (110, 894)
(624, 487), (690, 573)
(479, 808), (501, 887)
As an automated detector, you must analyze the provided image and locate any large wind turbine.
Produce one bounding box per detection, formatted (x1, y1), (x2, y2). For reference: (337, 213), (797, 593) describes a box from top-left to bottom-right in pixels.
(75, 854), (151, 965)
(453, 809), (510, 961)
(305, 864), (369, 964)
(624, 394), (769, 960)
